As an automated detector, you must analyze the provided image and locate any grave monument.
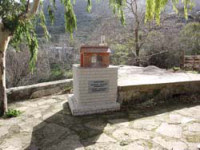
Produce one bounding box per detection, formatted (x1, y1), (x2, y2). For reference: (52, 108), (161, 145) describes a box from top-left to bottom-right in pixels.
(68, 44), (120, 116)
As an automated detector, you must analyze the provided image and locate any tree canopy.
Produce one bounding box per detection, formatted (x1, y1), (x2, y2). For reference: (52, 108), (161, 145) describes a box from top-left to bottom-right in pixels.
(0, 0), (194, 70)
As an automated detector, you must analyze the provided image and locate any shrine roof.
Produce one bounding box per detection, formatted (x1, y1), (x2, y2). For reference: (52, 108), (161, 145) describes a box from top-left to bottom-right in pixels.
(80, 45), (110, 53)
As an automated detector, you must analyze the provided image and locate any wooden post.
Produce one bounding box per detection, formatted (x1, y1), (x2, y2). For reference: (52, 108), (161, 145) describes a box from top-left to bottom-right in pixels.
(180, 50), (185, 69)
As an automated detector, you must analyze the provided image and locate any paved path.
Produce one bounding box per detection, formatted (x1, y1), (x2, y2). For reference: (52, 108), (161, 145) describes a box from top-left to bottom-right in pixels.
(118, 66), (200, 86)
(0, 94), (200, 150)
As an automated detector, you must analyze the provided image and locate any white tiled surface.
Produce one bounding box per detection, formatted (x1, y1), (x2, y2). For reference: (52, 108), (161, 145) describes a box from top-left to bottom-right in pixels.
(118, 66), (200, 86)
(73, 65), (118, 103)
(69, 65), (120, 116)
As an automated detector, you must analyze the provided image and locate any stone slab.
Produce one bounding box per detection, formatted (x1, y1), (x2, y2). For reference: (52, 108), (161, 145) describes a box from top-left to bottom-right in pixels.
(68, 94), (120, 116)
(118, 65), (200, 86)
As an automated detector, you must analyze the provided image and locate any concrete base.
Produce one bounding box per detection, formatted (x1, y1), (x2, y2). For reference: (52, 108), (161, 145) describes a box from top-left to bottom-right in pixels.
(68, 94), (120, 116)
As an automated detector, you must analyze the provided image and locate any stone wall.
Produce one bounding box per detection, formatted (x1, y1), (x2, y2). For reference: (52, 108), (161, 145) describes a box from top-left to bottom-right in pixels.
(118, 81), (200, 105)
(6, 71), (200, 106)
(7, 79), (73, 102)
(68, 65), (120, 115)
(73, 64), (118, 104)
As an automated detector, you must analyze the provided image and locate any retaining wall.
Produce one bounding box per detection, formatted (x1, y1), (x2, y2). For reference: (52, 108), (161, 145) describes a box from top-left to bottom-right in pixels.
(7, 79), (73, 102)
(118, 80), (200, 104)
(7, 78), (200, 104)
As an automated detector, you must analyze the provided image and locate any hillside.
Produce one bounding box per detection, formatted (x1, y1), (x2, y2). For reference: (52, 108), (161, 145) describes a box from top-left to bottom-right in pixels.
(39, 0), (112, 42)
(37, 0), (200, 42)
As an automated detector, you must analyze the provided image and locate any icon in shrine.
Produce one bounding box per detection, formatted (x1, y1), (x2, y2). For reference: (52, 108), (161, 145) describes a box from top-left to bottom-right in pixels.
(80, 46), (111, 68)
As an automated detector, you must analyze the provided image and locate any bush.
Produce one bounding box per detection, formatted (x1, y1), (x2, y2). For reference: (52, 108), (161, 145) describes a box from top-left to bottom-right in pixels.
(180, 22), (200, 55)
(66, 70), (73, 79)
(143, 31), (181, 68)
(110, 44), (132, 65)
(4, 109), (22, 118)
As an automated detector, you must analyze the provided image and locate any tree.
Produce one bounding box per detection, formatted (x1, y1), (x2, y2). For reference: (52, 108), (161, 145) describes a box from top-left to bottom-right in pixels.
(126, 0), (144, 65)
(0, 0), (194, 116)
(126, 0), (150, 65)
(126, 0), (194, 65)
(180, 22), (200, 55)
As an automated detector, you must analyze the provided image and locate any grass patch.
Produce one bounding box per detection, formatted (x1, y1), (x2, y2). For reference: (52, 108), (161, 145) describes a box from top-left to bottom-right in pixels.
(4, 109), (22, 118)
(172, 67), (181, 72)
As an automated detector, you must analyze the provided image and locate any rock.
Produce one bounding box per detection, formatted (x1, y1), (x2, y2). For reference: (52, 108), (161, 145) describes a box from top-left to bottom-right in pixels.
(7, 79), (72, 102)
(18, 118), (42, 133)
(181, 117), (195, 124)
(29, 123), (72, 148)
(156, 123), (182, 138)
(142, 66), (165, 74)
(130, 117), (160, 131)
(183, 131), (200, 143)
(85, 143), (121, 150)
(108, 119), (129, 128)
(44, 134), (84, 150)
(112, 128), (150, 141)
(169, 113), (195, 124)
(153, 136), (188, 150)
(38, 99), (57, 106)
(85, 119), (107, 131)
(0, 126), (9, 138)
(42, 111), (57, 120)
(70, 124), (101, 140)
(169, 113), (183, 124)
(188, 123), (200, 132)
(177, 106), (200, 120)
(187, 142), (200, 150)
(122, 142), (146, 150)
(0, 136), (23, 150)
(83, 133), (116, 145)
(1, 94), (200, 149)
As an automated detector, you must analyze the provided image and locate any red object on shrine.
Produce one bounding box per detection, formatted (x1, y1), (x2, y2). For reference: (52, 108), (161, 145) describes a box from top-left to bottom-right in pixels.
(80, 45), (111, 68)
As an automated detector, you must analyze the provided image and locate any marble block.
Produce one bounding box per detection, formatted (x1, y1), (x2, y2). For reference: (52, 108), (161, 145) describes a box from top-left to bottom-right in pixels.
(68, 64), (120, 116)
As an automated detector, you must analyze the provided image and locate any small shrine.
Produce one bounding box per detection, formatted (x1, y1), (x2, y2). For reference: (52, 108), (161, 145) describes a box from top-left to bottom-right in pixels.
(68, 42), (120, 116)
(80, 46), (110, 68)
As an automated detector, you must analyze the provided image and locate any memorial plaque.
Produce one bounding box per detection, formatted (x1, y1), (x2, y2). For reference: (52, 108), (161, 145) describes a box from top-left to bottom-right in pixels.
(88, 80), (109, 93)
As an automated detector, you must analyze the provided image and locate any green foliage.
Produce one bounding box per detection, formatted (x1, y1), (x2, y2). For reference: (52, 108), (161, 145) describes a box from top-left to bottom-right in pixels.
(39, 1), (50, 40)
(0, 0), (195, 72)
(48, 64), (72, 81)
(48, 5), (55, 25)
(87, 0), (92, 12)
(50, 0), (56, 9)
(62, 0), (77, 39)
(111, 44), (131, 65)
(10, 20), (39, 72)
(0, 0), (26, 33)
(145, 0), (194, 24)
(187, 70), (199, 74)
(153, 89), (161, 96)
(66, 70), (73, 78)
(180, 22), (200, 55)
(109, 0), (126, 25)
(4, 109), (22, 118)
(173, 67), (181, 72)
(50, 64), (64, 79)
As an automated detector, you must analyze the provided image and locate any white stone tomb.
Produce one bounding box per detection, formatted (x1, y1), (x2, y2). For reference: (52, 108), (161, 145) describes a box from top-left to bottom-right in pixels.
(68, 64), (120, 116)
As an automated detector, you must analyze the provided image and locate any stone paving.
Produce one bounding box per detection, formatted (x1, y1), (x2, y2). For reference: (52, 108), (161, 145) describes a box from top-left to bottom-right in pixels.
(0, 94), (200, 150)
(118, 66), (200, 86)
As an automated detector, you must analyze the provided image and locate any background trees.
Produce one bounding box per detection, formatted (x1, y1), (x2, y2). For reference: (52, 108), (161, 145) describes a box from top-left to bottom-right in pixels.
(180, 22), (200, 55)
(0, 0), (197, 116)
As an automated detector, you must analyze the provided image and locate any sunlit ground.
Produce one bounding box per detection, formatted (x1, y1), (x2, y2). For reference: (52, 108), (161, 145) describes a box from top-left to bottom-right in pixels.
(0, 94), (200, 150)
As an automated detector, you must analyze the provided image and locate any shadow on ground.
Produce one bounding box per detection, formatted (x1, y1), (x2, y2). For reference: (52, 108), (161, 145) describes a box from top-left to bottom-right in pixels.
(25, 94), (200, 150)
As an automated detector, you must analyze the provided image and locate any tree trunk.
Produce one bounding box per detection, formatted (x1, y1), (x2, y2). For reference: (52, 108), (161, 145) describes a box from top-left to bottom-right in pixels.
(0, 23), (11, 116)
(135, 28), (139, 57)
(135, 21), (140, 66)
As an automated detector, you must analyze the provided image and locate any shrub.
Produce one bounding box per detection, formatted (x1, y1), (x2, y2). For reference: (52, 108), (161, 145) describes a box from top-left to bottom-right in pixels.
(180, 22), (200, 55)
(110, 43), (132, 65)
(66, 70), (73, 79)
(4, 109), (22, 118)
